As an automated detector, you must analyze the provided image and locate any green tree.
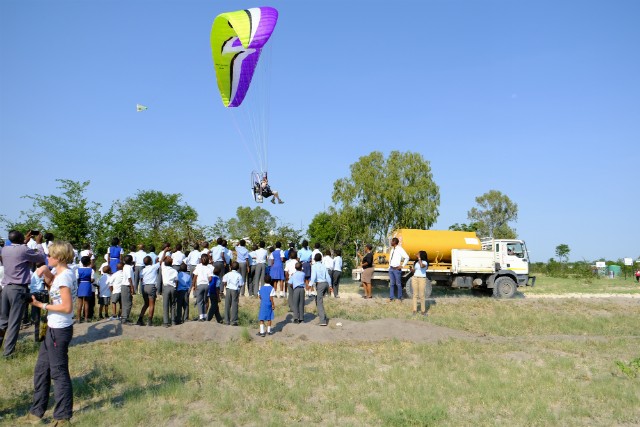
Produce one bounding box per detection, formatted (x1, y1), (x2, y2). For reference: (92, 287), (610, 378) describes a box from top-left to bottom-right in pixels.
(217, 206), (276, 244)
(467, 190), (518, 238)
(13, 179), (100, 247)
(555, 244), (570, 263)
(448, 222), (479, 232)
(307, 211), (342, 249)
(122, 190), (198, 243)
(91, 200), (140, 255)
(271, 224), (303, 249)
(0, 209), (45, 236)
(332, 151), (440, 244)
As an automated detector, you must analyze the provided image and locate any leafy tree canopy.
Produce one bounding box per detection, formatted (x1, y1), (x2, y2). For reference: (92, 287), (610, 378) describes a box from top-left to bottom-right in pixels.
(467, 190), (518, 238)
(332, 151), (440, 244)
(3, 179), (100, 247)
(448, 222), (479, 232)
(555, 243), (570, 263)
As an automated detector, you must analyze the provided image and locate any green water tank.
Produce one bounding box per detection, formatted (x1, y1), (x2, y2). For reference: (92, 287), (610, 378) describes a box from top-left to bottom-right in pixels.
(607, 265), (622, 276)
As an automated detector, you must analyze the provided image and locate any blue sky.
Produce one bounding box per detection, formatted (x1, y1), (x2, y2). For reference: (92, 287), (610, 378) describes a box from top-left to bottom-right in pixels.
(1, 0), (639, 262)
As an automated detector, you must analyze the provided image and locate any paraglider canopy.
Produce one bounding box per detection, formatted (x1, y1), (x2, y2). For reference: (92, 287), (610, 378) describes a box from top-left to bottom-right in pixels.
(210, 7), (278, 108)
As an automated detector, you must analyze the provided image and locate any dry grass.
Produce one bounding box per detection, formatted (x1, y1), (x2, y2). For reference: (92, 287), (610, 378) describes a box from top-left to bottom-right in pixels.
(1, 282), (639, 426)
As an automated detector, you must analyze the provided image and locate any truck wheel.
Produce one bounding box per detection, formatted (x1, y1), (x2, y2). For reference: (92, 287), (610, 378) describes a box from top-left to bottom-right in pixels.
(404, 277), (413, 297)
(425, 280), (433, 298)
(492, 276), (517, 299)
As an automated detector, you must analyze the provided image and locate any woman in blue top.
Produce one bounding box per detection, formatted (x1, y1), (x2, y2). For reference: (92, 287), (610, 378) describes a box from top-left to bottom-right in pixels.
(108, 237), (123, 275)
(76, 256), (94, 323)
(269, 242), (285, 296)
(411, 250), (429, 316)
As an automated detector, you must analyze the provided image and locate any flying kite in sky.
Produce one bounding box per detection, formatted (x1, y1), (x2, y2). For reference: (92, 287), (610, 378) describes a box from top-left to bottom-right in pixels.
(136, 104), (148, 112)
(211, 6), (279, 204)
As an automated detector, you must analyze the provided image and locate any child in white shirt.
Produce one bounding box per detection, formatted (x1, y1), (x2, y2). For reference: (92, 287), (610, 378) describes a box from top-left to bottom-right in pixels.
(109, 263), (125, 319)
(98, 265), (112, 319)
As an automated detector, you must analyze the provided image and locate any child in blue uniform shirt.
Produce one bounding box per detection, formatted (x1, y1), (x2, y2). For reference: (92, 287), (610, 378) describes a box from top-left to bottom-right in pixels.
(76, 256), (94, 323)
(258, 275), (276, 336)
(287, 263), (306, 323)
(176, 264), (191, 324)
(207, 267), (223, 323)
(29, 261), (47, 335)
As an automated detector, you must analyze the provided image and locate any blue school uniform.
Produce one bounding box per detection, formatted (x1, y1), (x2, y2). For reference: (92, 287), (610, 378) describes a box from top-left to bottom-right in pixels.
(77, 267), (93, 298)
(258, 284), (275, 321)
(270, 249), (285, 280)
(208, 276), (221, 297)
(177, 271), (191, 292)
(108, 246), (122, 274)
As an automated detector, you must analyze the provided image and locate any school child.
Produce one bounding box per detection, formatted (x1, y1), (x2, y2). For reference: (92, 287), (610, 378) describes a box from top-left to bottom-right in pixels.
(137, 256), (161, 326)
(193, 254), (214, 321)
(284, 250), (298, 312)
(332, 250), (343, 298)
(287, 262), (306, 323)
(258, 275), (276, 337)
(322, 249), (334, 288)
(297, 241), (313, 297)
(109, 263), (125, 319)
(223, 262), (244, 326)
(108, 237), (123, 276)
(76, 256), (95, 323)
(29, 261), (47, 339)
(97, 265), (112, 320)
(161, 257), (178, 327)
(176, 264), (191, 324)
(310, 253), (332, 326)
(207, 266), (223, 323)
(120, 255), (135, 324)
(270, 242), (285, 298)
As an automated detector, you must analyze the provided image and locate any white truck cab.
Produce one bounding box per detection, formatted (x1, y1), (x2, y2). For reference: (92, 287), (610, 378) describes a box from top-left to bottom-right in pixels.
(481, 239), (535, 287)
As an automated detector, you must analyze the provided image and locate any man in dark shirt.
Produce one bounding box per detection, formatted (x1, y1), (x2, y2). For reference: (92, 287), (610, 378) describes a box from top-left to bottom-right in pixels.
(0, 230), (45, 357)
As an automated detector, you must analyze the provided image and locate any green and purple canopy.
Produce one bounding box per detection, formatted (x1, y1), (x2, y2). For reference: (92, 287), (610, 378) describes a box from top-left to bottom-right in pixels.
(210, 7), (278, 108)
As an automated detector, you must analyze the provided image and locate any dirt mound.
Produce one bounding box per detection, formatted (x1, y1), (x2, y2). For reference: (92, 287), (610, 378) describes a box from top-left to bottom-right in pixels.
(69, 315), (476, 346)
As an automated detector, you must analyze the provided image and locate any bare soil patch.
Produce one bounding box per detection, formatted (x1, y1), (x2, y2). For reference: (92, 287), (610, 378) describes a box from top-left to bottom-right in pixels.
(69, 315), (476, 346)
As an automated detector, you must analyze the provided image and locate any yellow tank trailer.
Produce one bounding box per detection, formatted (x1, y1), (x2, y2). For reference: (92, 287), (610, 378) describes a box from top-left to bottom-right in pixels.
(358, 229), (535, 298)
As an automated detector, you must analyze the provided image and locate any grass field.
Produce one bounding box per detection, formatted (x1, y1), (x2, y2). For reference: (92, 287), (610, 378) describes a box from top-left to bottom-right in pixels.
(1, 278), (639, 426)
(520, 274), (640, 295)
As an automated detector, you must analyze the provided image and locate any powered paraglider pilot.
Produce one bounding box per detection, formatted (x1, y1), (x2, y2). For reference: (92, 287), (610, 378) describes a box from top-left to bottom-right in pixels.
(252, 172), (284, 204)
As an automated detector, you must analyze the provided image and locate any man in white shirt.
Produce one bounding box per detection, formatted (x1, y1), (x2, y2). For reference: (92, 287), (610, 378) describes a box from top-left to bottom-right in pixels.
(252, 241), (268, 292)
(388, 237), (409, 301)
(211, 238), (226, 281)
(171, 243), (186, 271)
(222, 240), (232, 273)
(200, 241), (210, 255)
(332, 250), (343, 298)
(223, 262), (244, 326)
(161, 259), (179, 327)
(185, 244), (201, 275)
(235, 240), (250, 296)
(133, 244), (147, 294)
(156, 243), (172, 292)
(80, 243), (96, 269)
(311, 243), (322, 265)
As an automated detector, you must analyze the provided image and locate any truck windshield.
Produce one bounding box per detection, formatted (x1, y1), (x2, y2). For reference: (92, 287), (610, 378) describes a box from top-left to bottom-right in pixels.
(506, 242), (525, 258)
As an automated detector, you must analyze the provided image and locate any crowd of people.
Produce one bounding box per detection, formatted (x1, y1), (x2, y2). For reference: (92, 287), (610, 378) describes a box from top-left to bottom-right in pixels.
(77, 237), (346, 328)
(0, 229), (435, 425)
